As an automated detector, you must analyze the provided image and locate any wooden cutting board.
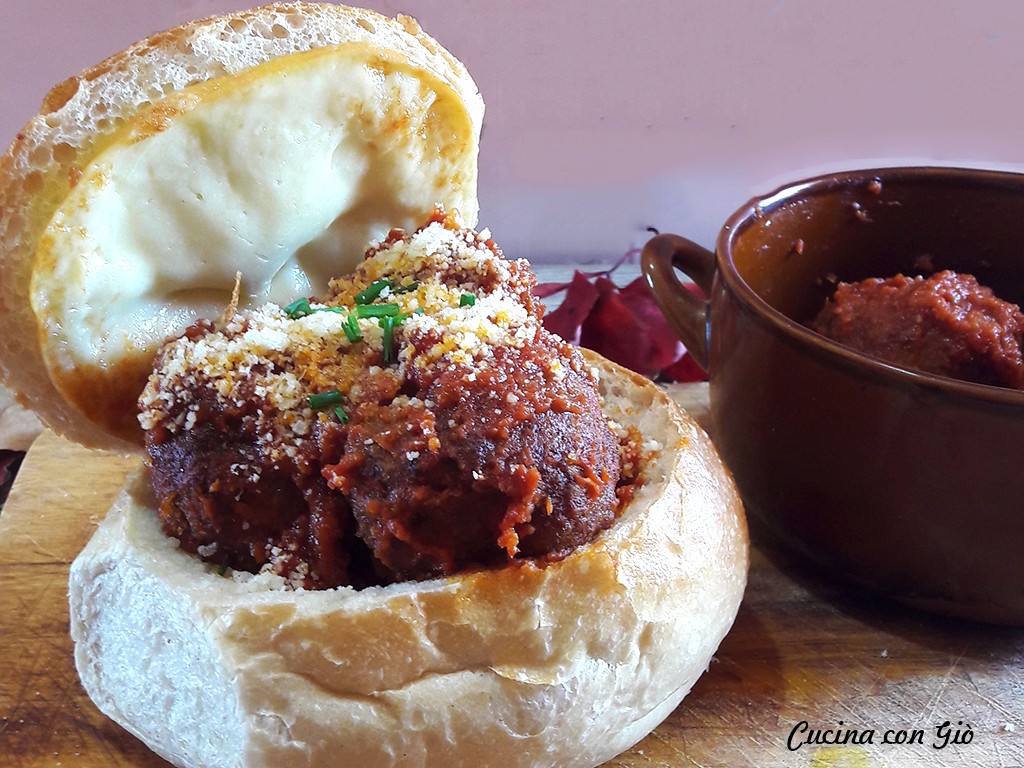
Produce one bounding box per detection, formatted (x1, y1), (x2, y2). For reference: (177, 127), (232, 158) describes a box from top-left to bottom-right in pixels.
(1, 429), (1022, 768)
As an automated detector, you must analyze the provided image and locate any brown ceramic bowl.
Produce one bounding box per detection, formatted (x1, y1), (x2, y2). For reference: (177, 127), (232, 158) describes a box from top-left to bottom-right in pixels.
(642, 166), (1024, 625)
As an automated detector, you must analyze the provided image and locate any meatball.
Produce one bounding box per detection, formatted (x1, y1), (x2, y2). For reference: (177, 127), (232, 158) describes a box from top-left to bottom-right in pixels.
(811, 270), (1024, 389)
(146, 378), (364, 588)
(321, 340), (620, 581)
(140, 208), (635, 590)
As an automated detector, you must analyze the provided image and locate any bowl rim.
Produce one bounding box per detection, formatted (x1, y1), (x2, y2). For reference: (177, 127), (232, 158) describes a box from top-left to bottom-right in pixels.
(716, 165), (1024, 406)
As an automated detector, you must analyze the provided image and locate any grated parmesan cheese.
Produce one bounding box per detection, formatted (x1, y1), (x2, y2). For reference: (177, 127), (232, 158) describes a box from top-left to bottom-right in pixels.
(138, 208), (578, 481)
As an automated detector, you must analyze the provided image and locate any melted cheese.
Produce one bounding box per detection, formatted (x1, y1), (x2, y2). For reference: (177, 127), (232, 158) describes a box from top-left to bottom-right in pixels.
(30, 45), (478, 428)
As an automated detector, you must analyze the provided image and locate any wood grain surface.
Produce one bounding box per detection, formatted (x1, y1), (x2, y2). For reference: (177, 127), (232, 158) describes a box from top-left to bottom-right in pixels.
(1, 429), (1022, 768)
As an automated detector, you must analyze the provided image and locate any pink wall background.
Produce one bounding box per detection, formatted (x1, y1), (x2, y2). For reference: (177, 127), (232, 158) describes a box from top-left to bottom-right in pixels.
(4, 1), (1024, 262)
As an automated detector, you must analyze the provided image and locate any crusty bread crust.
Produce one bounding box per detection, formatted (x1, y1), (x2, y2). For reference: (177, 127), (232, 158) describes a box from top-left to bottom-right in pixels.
(69, 353), (748, 768)
(12, 9), (749, 766)
(0, 2), (483, 451)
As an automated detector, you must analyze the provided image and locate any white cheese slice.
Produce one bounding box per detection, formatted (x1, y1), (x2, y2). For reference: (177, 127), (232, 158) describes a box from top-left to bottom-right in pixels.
(30, 44), (479, 442)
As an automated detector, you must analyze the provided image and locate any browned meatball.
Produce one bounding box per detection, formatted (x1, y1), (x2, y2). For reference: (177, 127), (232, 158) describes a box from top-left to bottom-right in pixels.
(140, 209), (633, 590)
(147, 378), (362, 589)
(811, 270), (1024, 389)
(321, 340), (620, 581)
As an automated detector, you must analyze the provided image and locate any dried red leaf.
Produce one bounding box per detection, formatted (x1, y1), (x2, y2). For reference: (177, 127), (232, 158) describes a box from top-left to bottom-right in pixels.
(617, 276), (686, 375)
(579, 277), (660, 377)
(540, 271), (601, 344)
(538, 258), (708, 383)
(533, 280), (572, 299)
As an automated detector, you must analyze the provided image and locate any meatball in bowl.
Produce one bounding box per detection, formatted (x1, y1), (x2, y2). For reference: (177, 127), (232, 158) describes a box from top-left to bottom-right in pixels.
(644, 166), (1024, 625)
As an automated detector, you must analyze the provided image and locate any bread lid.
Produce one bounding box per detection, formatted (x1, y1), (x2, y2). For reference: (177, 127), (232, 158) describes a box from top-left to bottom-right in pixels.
(0, 2), (484, 451)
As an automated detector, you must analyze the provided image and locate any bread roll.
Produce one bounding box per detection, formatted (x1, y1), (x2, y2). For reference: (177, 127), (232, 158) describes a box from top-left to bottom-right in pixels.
(0, 2), (483, 450)
(70, 354), (748, 768)
(1, 6), (749, 767)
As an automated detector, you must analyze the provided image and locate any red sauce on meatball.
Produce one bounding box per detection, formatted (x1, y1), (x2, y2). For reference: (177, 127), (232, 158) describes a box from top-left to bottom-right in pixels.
(320, 339), (620, 582)
(141, 210), (640, 589)
(810, 270), (1024, 389)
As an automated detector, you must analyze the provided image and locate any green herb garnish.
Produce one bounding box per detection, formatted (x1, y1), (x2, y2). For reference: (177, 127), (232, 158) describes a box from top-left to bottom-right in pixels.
(380, 316), (396, 365)
(459, 293), (476, 307)
(308, 390), (345, 410)
(343, 313), (362, 343)
(355, 279), (393, 305)
(284, 297), (312, 318)
(217, 563), (229, 577)
(333, 405), (350, 424)
(392, 281), (420, 294)
(356, 303), (400, 319)
(394, 307), (425, 324)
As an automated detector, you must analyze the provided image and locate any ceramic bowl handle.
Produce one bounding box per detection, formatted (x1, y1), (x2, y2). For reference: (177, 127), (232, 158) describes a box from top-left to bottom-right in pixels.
(641, 233), (716, 370)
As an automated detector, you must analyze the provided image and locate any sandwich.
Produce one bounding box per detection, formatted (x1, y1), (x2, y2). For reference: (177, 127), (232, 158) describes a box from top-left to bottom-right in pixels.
(0, 4), (747, 767)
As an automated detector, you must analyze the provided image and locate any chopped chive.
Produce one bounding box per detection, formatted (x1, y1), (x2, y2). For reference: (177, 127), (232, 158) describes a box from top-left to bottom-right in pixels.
(380, 315), (395, 365)
(314, 306), (345, 314)
(354, 279), (393, 305)
(459, 293), (476, 307)
(395, 308), (426, 324)
(308, 390), (344, 409)
(217, 563), (229, 576)
(392, 281), (420, 294)
(284, 297), (312, 318)
(343, 313), (362, 343)
(393, 309), (421, 325)
(356, 303), (400, 318)
(333, 405), (350, 424)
